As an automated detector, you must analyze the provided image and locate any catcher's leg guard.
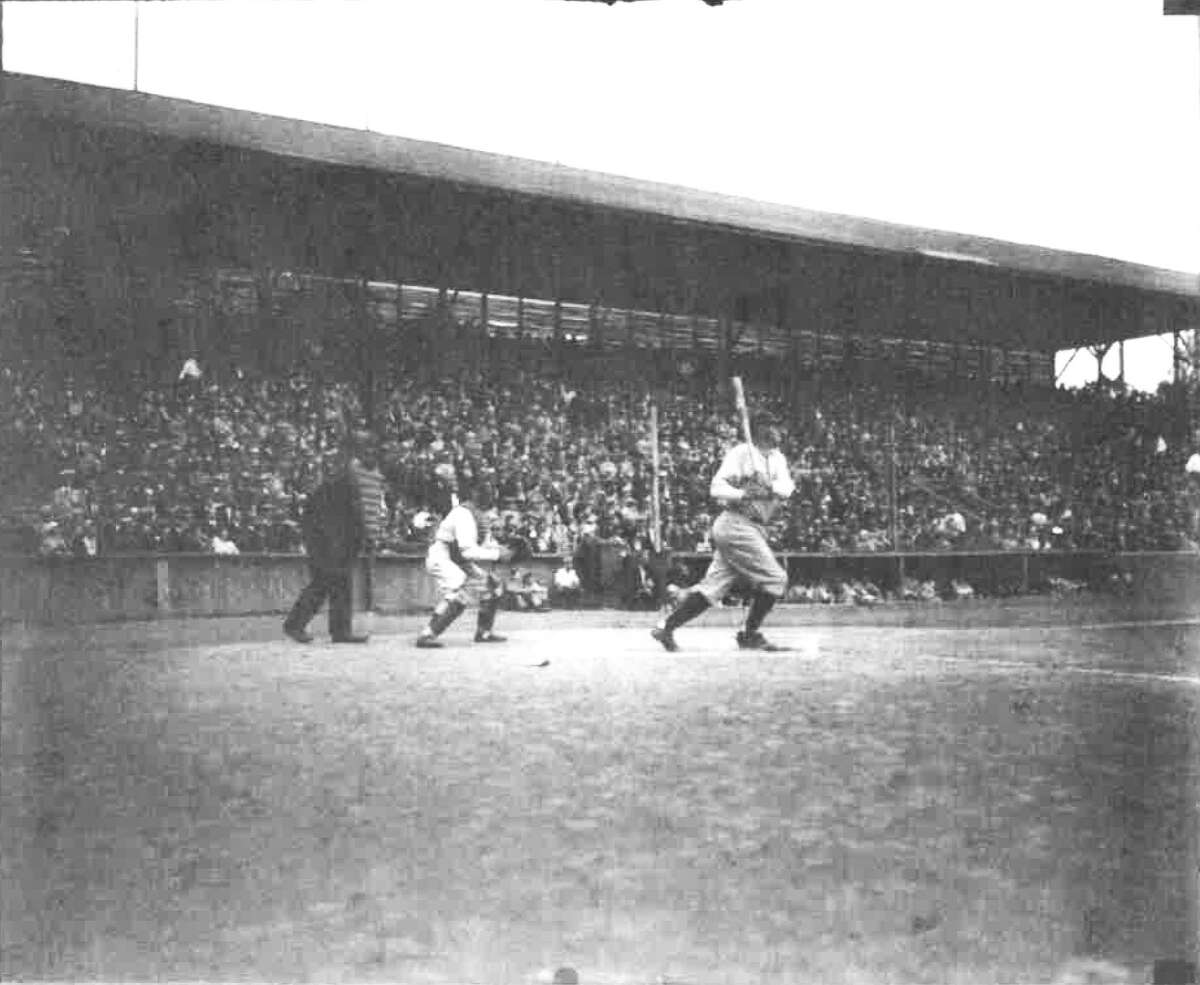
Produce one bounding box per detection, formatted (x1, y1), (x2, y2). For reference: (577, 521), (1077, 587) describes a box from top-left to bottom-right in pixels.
(423, 598), (465, 639)
(475, 592), (504, 641)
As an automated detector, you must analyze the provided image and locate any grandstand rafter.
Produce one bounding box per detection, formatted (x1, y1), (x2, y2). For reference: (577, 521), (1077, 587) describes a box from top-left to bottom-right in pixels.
(3, 71), (1198, 357)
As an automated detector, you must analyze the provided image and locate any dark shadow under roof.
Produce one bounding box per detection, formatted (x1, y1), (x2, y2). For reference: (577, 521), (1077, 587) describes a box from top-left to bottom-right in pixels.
(5, 71), (1197, 302)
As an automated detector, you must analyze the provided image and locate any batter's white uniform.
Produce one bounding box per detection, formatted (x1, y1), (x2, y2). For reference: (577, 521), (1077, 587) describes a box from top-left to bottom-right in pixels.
(691, 442), (795, 604)
(425, 504), (503, 604)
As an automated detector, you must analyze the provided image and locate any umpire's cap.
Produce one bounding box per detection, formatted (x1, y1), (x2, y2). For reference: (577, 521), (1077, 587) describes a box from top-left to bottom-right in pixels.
(343, 428), (379, 468)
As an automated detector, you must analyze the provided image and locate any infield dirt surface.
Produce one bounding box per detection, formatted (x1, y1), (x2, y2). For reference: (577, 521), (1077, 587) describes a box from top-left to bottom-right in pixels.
(3, 601), (1197, 983)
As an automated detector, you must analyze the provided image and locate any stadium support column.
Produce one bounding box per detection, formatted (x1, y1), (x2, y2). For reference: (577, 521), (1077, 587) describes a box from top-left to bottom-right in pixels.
(357, 276), (376, 429)
(650, 403), (662, 553)
(553, 297), (564, 371)
(1191, 323), (1200, 447)
(888, 419), (899, 551)
(717, 316), (731, 387)
(588, 300), (602, 352)
(480, 291), (490, 368)
(1089, 342), (1111, 386)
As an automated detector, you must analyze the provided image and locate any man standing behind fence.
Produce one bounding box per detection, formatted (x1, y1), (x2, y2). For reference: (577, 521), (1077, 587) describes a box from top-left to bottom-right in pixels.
(284, 430), (385, 644)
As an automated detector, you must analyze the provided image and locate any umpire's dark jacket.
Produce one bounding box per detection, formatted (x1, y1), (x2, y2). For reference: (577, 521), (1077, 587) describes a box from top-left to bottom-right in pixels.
(285, 461), (384, 641)
(302, 465), (382, 571)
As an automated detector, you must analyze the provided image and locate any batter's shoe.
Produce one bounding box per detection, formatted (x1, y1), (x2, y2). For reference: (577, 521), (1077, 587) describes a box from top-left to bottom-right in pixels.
(284, 624), (314, 644)
(736, 631), (789, 652)
(651, 626), (679, 652)
(415, 634), (444, 649)
(474, 630), (507, 643)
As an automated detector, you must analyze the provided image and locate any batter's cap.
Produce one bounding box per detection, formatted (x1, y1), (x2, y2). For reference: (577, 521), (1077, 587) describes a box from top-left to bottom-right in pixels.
(751, 410), (782, 431)
(460, 477), (496, 507)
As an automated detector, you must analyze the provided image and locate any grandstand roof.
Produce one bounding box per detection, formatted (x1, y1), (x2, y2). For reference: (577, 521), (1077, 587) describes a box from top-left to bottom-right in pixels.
(4, 71), (1199, 352)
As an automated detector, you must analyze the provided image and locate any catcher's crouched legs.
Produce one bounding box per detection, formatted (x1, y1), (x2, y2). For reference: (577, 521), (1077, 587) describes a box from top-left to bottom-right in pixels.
(416, 596), (466, 648)
(474, 572), (505, 643)
(474, 593), (504, 643)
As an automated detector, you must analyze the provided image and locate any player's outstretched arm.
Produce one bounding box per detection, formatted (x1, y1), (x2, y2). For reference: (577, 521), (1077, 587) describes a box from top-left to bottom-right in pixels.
(452, 508), (504, 562)
(710, 446), (751, 502)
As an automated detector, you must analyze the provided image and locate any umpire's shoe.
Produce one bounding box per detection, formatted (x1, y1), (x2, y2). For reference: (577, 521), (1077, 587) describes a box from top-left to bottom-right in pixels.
(332, 634), (370, 644)
(736, 630), (788, 652)
(284, 624), (314, 644)
(651, 626), (679, 652)
(415, 634), (443, 648)
(474, 630), (507, 643)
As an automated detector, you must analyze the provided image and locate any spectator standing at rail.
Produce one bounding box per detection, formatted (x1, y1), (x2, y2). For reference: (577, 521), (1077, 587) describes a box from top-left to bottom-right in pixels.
(283, 430), (384, 644)
(552, 556), (582, 606)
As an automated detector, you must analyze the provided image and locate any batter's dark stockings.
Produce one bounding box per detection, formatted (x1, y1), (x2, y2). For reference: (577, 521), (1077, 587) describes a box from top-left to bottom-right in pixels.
(665, 591), (710, 631)
(744, 590), (776, 636)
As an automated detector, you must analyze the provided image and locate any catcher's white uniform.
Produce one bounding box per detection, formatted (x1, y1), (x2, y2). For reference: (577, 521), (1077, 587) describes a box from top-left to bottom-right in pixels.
(425, 503), (503, 605)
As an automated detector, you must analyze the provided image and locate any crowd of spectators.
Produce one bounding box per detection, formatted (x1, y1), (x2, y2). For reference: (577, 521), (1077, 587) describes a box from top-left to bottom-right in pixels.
(3, 349), (1199, 563)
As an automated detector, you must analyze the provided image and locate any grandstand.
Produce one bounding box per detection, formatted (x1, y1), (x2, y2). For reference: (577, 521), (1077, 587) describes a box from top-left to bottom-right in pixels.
(4, 68), (1200, 985)
(2, 70), (1199, 612)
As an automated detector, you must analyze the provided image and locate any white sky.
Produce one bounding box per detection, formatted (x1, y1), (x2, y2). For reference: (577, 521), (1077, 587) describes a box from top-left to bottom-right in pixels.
(4, 0), (1199, 391)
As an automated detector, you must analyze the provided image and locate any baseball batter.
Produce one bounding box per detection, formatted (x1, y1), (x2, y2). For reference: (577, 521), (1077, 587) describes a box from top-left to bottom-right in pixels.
(416, 473), (513, 648)
(652, 409), (795, 652)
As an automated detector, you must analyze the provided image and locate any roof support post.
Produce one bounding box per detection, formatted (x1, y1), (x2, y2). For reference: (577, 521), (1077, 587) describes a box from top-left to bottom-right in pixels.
(717, 316), (730, 385)
(479, 291), (490, 374)
(1088, 342), (1112, 386)
(356, 274), (376, 428)
(588, 300), (601, 351)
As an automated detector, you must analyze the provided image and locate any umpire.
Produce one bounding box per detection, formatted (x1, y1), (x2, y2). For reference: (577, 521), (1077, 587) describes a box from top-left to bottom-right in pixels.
(284, 430), (385, 644)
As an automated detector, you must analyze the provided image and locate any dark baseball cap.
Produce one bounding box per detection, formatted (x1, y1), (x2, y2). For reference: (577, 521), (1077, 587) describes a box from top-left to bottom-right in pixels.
(751, 410), (782, 431)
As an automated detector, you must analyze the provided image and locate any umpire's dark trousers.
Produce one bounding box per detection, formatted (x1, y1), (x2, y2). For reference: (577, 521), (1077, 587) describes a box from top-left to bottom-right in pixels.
(285, 561), (353, 639)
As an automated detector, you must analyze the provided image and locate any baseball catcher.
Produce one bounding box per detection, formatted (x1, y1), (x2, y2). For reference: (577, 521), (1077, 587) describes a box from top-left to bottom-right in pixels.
(416, 471), (514, 648)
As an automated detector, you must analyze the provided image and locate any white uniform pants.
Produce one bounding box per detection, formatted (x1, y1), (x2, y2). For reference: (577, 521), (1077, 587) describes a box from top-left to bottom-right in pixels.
(426, 541), (497, 605)
(691, 510), (789, 604)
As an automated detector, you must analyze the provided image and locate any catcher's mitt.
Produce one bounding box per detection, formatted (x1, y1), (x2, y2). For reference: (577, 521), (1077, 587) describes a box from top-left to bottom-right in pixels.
(503, 536), (533, 563)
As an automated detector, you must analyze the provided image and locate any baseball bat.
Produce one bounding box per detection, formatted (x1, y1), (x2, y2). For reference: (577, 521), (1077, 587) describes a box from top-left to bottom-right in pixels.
(731, 376), (768, 477)
(732, 376), (753, 447)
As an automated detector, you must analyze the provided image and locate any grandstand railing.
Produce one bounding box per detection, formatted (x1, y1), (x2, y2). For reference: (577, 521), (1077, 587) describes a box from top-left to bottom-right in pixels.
(4, 550), (1196, 626)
